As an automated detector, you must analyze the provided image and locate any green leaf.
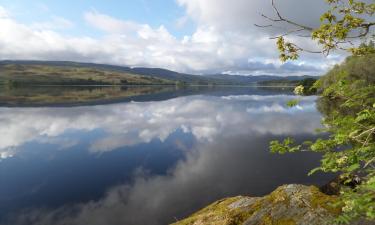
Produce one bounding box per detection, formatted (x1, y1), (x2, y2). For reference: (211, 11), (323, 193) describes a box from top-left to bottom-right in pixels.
(347, 163), (360, 172)
(286, 99), (299, 108)
(308, 167), (322, 176)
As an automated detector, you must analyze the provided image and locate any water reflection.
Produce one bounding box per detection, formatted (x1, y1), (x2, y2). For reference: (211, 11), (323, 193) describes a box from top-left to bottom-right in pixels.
(0, 94), (317, 158)
(0, 89), (333, 225)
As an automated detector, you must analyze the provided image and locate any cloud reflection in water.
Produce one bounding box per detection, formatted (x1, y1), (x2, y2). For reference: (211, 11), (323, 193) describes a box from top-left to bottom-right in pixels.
(0, 94), (332, 225)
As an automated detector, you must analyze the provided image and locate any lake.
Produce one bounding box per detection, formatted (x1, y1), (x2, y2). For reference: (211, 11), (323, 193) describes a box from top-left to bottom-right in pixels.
(0, 86), (334, 225)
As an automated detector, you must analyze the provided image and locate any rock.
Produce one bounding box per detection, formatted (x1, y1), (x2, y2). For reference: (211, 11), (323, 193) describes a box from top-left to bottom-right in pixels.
(320, 175), (362, 196)
(172, 184), (342, 225)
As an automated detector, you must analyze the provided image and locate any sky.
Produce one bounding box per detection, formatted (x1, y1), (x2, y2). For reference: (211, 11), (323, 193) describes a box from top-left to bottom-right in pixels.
(0, 0), (346, 76)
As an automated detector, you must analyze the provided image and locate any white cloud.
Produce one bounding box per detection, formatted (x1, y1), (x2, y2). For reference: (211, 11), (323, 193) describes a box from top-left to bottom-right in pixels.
(0, 5), (10, 18)
(0, 2), (345, 75)
(177, 0), (327, 31)
(175, 15), (189, 29)
(84, 10), (140, 34)
(31, 16), (74, 30)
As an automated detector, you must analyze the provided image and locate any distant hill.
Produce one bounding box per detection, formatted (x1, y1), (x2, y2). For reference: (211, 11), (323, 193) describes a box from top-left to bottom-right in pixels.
(0, 60), (320, 86)
(0, 60), (218, 85)
(204, 74), (318, 85)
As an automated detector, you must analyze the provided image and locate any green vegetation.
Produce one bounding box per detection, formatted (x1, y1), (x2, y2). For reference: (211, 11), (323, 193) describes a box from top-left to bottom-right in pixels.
(0, 61), (322, 88)
(257, 79), (299, 87)
(267, 0), (375, 61)
(271, 52), (375, 223)
(296, 78), (317, 95)
(0, 64), (174, 86)
(175, 81), (188, 88)
(261, 0), (375, 223)
(257, 77), (318, 90)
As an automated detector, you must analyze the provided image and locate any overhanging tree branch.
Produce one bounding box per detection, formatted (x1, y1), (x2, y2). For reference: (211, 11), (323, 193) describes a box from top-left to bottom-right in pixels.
(255, 0), (375, 61)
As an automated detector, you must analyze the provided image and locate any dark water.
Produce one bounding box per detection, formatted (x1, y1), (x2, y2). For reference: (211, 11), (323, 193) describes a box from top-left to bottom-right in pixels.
(0, 87), (333, 225)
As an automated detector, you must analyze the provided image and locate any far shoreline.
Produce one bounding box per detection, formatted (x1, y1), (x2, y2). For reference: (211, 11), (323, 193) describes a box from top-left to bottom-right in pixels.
(0, 85), (295, 108)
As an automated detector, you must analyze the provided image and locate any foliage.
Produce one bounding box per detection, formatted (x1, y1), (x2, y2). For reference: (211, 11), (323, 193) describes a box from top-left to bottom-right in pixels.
(286, 99), (300, 108)
(270, 53), (375, 223)
(294, 85), (305, 95)
(336, 174), (375, 223)
(175, 81), (188, 88)
(286, 78), (317, 107)
(317, 48), (375, 92)
(261, 0), (375, 61)
(312, 0), (375, 56)
(297, 78), (318, 95)
(277, 37), (300, 61)
(260, 0), (375, 222)
(257, 79), (299, 87)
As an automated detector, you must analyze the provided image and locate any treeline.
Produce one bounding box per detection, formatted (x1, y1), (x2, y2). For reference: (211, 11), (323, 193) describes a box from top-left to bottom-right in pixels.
(257, 79), (299, 86)
(0, 78), (177, 88)
(258, 77), (317, 89)
(316, 53), (375, 92)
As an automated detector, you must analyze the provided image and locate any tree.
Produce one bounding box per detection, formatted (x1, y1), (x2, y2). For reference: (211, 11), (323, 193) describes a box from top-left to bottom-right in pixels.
(5, 79), (19, 89)
(296, 78), (318, 95)
(175, 81), (187, 88)
(260, 0), (375, 223)
(257, 0), (375, 61)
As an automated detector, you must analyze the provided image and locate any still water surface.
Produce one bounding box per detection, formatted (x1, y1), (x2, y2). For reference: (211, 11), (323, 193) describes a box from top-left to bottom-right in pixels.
(0, 87), (333, 225)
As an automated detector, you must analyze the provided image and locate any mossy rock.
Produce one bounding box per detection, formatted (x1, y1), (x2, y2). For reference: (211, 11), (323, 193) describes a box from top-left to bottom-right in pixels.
(172, 184), (341, 225)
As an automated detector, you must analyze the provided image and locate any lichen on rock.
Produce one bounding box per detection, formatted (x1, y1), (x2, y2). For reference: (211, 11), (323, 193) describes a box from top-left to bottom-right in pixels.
(172, 184), (341, 225)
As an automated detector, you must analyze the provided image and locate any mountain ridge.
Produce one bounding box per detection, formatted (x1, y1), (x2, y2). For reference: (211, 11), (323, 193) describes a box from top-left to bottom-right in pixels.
(0, 60), (319, 85)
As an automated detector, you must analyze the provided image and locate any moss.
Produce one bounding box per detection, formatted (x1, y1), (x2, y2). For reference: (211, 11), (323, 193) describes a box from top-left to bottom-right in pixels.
(264, 187), (290, 206)
(173, 189), (298, 225)
(173, 185), (342, 225)
(257, 215), (296, 225)
(172, 197), (244, 225)
(227, 208), (257, 225)
(309, 186), (341, 215)
(275, 218), (296, 225)
(259, 214), (273, 225)
(194, 197), (242, 215)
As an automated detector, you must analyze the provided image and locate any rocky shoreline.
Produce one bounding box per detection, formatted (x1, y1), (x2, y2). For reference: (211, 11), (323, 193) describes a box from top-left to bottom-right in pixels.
(172, 184), (371, 225)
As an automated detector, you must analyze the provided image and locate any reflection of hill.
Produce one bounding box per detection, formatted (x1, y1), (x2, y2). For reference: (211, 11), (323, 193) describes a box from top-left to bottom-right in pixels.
(0, 86), (295, 107)
(0, 86), (176, 106)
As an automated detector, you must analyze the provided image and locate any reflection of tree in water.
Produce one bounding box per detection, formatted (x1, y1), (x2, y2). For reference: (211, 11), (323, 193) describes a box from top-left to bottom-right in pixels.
(316, 97), (358, 119)
(0, 86), (176, 106)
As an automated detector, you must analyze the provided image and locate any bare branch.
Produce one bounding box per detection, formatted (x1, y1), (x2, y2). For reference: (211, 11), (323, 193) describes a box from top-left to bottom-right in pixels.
(254, 23), (272, 28)
(270, 0), (314, 31)
(296, 34), (312, 38)
(255, 0), (316, 40)
(346, 22), (375, 39)
(255, 0), (375, 59)
(260, 13), (283, 23)
(269, 28), (306, 39)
